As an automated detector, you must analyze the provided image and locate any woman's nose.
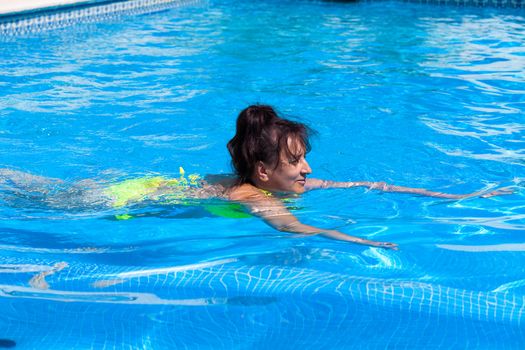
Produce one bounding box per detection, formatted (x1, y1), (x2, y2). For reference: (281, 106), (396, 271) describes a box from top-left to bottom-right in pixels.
(302, 159), (312, 174)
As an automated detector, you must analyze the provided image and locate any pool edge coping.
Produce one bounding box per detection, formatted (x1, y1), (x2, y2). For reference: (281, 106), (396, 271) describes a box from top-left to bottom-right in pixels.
(0, 0), (118, 17)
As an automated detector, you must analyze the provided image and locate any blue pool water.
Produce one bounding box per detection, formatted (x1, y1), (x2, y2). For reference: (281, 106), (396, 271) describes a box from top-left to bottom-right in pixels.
(1, 0), (525, 348)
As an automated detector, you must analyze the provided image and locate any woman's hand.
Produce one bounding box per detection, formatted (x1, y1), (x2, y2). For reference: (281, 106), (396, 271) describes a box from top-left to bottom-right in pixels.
(480, 187), (514, 198)
(363, 239), (398, 250)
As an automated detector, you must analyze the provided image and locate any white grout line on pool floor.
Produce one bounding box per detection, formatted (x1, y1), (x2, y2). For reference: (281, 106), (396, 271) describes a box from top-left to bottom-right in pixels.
(0, 0), (97, 16)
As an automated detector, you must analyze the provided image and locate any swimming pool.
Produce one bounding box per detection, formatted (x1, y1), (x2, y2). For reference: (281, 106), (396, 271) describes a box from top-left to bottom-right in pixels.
(1, 0), (524, 348)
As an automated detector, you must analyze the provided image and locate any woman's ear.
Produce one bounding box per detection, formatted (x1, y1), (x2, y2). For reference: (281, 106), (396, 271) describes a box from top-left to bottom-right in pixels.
(255, 161), (270, 182)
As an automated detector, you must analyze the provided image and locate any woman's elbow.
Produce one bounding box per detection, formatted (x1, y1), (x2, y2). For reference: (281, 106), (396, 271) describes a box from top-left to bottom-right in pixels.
(273, 221), (318, 236)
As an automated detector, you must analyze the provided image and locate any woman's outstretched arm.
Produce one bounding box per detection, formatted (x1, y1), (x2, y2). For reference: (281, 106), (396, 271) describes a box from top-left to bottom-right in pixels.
(229, 184), (397, 250)
(305, 178), (512, 199)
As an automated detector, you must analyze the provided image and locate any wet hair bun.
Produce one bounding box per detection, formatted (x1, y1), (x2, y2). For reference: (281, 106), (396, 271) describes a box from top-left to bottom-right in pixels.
(236, 104), (278, 136)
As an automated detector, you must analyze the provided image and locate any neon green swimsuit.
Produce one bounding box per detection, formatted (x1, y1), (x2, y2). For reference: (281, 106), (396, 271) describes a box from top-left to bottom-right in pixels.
(105, 167), (251, 219)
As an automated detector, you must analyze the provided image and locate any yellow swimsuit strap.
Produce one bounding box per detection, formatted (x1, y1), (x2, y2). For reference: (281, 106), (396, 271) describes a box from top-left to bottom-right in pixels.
(260, 189), (273, 197)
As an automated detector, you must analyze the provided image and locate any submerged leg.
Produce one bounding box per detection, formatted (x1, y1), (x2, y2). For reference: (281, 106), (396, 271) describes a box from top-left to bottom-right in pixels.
(0, 168), (63, 191)
(0, 169), (111, 210)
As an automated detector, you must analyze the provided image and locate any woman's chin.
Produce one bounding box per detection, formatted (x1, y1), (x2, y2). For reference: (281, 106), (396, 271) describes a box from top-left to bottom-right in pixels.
(293, 186), (306, 194)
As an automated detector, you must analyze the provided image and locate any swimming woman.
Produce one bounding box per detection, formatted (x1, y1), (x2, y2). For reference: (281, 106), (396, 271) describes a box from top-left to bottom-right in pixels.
(0, 104), (511, 249)
(220, 105), (511, 250)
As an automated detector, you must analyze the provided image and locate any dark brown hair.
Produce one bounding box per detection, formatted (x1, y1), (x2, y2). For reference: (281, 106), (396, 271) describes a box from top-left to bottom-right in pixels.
(227, 104), (313, 183)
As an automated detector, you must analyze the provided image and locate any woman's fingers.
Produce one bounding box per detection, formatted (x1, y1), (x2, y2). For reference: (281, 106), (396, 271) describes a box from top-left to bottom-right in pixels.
(480, 187), (515, 198)
(370, 241), (398, 250)
(379, 242), (399, 250)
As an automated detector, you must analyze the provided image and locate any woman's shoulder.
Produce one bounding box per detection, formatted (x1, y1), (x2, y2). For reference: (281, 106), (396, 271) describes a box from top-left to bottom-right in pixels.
(226, 182), (261, 201)
(202, 175), (275, 202)
(197, 174), (244, 200)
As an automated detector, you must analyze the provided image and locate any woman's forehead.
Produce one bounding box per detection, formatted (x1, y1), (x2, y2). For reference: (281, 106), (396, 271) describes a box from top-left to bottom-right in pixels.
(281, 136), (305, 157)
(287, 136), (305, 152)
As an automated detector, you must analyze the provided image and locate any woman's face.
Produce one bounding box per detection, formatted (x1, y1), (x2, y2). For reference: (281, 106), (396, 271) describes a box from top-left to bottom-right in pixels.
(263, 138), (312, 194)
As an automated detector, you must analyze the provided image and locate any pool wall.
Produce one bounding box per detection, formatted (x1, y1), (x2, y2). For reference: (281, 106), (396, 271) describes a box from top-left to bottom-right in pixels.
(0, 0), (202, 35)
(0, 0), (523, 18)
(0, 0), (523, 36)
